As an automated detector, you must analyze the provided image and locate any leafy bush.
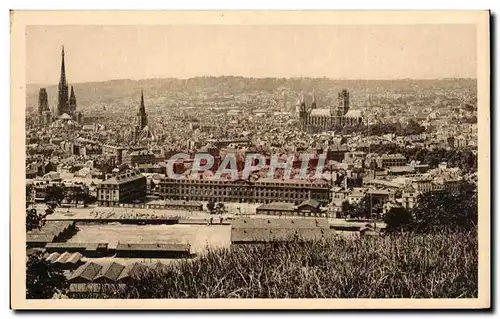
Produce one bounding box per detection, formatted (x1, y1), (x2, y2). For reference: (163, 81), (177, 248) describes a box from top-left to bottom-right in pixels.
(384, 184), (478, 233)
(26, 250), (68, 299)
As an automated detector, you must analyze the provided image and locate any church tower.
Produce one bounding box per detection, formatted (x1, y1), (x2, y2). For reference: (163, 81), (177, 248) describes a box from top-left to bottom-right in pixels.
(38, 88), (50, 126)
(335, 89), (350, 126)
(69, 86), (77, 115)
(137, 89), (148, 130)
(38, 88), (49, 115)
(338, 89), (350, 116)
(311, 92), (317, 109)
(57, 46), (69, 116)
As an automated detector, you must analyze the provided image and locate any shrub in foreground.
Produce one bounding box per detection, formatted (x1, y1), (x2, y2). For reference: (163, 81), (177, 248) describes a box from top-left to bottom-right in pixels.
(82, 230), (477, 299)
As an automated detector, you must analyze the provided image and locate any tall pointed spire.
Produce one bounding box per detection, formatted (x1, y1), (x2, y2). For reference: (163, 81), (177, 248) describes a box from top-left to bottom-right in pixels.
(57, 45), (69, 116)
(69, 85), (77, 114)
(137, 89), (148, 130)
(60, 45), (66, 86)
(140, 89), (145, 112)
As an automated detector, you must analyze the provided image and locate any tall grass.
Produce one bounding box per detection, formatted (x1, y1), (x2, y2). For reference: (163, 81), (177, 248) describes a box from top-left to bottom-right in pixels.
(86, 230), (477, 299)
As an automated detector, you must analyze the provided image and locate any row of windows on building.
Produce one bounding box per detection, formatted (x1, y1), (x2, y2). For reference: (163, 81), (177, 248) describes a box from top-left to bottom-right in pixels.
(162, 179), (326, 188)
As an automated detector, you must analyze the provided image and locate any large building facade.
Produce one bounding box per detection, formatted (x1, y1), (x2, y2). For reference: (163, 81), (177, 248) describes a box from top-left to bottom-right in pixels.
(97, 171), (147, 206)
(299, 89), (363, 132)
(157, 177), (331, 205)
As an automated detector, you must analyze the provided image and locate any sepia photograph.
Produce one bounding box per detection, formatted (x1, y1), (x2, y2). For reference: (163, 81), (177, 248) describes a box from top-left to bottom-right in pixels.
(10, 10), (490, 309)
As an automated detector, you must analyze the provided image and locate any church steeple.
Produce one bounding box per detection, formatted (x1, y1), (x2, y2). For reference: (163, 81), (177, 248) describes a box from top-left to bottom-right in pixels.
(57, 45), (69, 116)
(60, 46), (66, 85)
(69, 85), (77, 114)
(140, 89), (145, 113)
(137, 89), (148, 130)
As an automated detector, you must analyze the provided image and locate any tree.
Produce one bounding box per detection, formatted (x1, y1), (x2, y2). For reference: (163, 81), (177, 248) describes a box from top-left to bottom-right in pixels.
(26, 208), (45, 232)
(26, 250), (67, 299)
(215, 202), (226, 214)
(70, 186), (89, 208)
(411, 183), (477, 233)
(341, 200), (354, 218)
(206, 200), (215, 214)
(352, 195), (382, 219)
(26, 183), (33, 208)
(118, 163), (130, 173)
(44, 184), (66, 208)
(384, 207), (413, 233)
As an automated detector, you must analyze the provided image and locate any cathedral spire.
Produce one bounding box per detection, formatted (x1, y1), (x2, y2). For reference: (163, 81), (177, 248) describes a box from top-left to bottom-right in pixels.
(69, 85), (77, 114)
(57, 45), (69, 116)
(60, 45), (66, 86)
(140, 89), (145, 112)
(137, 89), (148, 130)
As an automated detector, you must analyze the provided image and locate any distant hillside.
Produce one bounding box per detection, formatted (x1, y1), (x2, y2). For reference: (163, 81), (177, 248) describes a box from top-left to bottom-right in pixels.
(26, 77), (477, 114)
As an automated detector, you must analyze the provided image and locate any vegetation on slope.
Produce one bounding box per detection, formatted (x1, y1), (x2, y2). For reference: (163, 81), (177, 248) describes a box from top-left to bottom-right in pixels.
(86, 230), (477, 299)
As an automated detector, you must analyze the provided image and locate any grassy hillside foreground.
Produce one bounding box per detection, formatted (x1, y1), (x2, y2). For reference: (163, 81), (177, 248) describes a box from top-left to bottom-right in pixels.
(88, 231), (477, 299)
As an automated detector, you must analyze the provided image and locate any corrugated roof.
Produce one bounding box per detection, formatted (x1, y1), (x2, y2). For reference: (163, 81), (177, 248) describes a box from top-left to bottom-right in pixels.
(298, 199), (321, 209)
(256, 202), (295, 212)
(54, 251), (72, 263)
(68, 262), (103, 282)
(45, 252), (60, 263)
(65, 252), (83, 264)
(101, 172), (145, 185)
(94, 262), (125, 282)
(126, 263), (151, 280)
(27, 234), (55, 243)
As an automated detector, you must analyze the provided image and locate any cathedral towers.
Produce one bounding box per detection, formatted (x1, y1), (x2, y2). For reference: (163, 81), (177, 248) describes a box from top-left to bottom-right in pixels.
(57, 46), (78, 118)
(298, 89), (362, 132)
(36, 45), (82, 128)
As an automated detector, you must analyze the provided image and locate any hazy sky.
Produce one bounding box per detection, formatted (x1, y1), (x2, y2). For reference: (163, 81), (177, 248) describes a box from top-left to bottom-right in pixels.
(26, 24), (477, 84)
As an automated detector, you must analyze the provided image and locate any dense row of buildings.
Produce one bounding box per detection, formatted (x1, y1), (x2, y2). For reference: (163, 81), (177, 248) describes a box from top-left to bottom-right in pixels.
(27, 45), (474, 220)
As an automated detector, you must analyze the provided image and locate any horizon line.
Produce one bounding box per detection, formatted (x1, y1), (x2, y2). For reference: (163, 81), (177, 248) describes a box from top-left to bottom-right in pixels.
(27, 75), (478, 87)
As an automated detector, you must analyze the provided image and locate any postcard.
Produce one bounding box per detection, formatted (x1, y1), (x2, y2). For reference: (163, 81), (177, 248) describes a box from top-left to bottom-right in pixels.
(11, 10), (490, 310)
